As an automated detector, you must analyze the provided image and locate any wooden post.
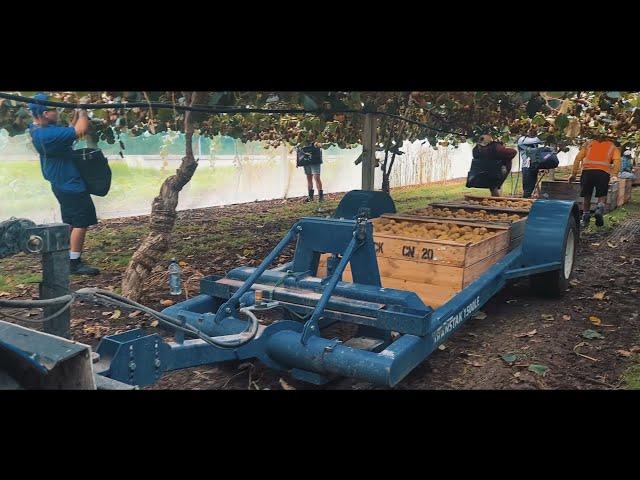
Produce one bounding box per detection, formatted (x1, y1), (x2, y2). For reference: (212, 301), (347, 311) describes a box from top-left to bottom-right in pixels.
(362, 113), (378, 191)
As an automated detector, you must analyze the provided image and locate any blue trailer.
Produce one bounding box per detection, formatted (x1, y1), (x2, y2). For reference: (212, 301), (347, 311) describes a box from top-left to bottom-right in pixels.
(93, 190), (580, 388)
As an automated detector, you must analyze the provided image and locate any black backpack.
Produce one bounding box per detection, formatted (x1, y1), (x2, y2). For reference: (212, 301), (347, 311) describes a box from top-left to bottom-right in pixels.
(296, 145), (322, 167)
(522, 145), (560, 170)
(71, 148), (112, 196)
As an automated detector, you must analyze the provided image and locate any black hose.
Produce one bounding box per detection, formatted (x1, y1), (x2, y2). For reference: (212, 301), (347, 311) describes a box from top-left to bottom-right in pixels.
(0, 298), (74, 324)
(0, 295), (73, 308)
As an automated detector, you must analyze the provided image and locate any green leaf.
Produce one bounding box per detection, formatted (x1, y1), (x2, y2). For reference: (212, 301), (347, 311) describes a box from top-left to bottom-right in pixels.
(555, 114), (569, 130)
(501, 353), (517, 364)
(582, 329), (604, 339)
(532, 114), (547, 126)
(528, 364), (549, 376)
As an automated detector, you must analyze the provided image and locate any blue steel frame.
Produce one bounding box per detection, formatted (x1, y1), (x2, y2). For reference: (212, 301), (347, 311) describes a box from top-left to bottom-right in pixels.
(96, 199), (579, 388)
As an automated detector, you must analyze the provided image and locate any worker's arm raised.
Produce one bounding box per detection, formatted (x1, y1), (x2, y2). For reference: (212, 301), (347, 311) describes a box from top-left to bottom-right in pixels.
(73, 109), (89, 138)
(569, 146), (586, 182)
(611, 147), (621, 176)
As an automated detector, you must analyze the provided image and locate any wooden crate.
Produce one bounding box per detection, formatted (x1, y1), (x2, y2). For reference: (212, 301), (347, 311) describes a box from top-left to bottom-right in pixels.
(618, 178), (633, 206)
(580, 180), (618, 213)
(316, 216), (510, 308)
(405, 207), (528, 241)
(432, 197), (531, 215)
(540, 180), (618, 212)
(539, 180), (581, 200)
(463, 195), (535, 210)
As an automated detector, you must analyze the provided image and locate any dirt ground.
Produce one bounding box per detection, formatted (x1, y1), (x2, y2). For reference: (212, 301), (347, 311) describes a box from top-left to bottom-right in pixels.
(2, 188), (639, 390)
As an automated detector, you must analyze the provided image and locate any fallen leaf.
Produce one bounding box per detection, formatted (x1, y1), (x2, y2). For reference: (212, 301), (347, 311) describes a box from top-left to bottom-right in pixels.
(473, 311), (487, 320)
(150, 320), (159, 327)
(279, 378), (295, 390)
(506, 299), (518, 304)
(466, 361), (484, 367)
(101, 311), (113, 316)
(582, 329), (604, 339)
(514, 329), (537, 338)
(630, 346), (640, 353)
(589, 316), (602, 326)
(541, 314), (554, 321)
(179, 261), (188, 267)
(438, 344), (446, 351)
(593, 291), (606, 300)
(160, 299), (174, 307)
(616, 350), (632, 358)
(129, 310), (142, 318)
(0, 292), (11, 297)
(591, 243), (600, 247)
(110, 310), (122, 320)
(607, 242), (617, 248)
(502, 353), (517, 364)
(528, 364), (549, 376)
(569, 279), (580, 286)
(562, 315), (572, 321)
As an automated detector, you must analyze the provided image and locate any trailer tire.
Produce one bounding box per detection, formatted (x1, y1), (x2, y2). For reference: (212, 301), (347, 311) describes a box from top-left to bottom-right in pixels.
(530, 215), (578, 298)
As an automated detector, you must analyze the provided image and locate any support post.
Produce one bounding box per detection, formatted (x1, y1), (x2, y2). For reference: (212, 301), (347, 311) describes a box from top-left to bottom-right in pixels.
(35, 226), (71, 339)
(361, 113), (378, 191)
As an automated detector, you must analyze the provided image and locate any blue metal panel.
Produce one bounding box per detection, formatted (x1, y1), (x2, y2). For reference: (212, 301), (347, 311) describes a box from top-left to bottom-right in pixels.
(0, 319), (87, 374)
(333, 190), (396, 220)
(291, 217), (381, 287)
(96, 329), (171, 387)
(518, 200), (579, 270)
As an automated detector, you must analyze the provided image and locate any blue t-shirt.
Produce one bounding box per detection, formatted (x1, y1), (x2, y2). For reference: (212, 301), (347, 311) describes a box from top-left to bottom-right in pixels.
(28, 124), (86, 193)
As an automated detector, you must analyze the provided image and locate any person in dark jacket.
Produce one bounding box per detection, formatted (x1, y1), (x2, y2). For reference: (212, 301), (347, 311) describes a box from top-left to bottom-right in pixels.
(471, 134), (517, 196)
(296, 142), (324, 202)
(517, 134), (544, 198)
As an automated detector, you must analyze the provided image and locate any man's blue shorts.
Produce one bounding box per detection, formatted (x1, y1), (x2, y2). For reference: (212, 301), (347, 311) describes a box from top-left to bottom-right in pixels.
(52, 189), (98, 228)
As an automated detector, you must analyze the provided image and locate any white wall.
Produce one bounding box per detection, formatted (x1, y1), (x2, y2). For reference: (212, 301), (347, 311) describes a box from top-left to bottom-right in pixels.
(1, 139), (580, 223)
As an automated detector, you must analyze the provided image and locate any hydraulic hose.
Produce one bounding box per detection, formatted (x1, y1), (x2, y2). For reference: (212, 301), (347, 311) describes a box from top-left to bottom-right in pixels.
(0, 287), (259, 348)
(75, 288), (259, 349)
(0, 295), (74, 308)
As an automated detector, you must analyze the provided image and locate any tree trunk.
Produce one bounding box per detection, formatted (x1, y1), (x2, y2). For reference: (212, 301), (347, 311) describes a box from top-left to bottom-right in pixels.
(382, 151), (396, 194)
(121, 92), (206, 301)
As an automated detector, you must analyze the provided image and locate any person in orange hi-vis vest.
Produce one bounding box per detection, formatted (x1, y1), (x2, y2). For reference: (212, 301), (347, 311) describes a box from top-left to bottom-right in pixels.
(569, 135), (621, 228)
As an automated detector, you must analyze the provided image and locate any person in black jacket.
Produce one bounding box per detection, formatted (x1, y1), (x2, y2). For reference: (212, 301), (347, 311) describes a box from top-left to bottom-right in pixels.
(471, 134), (517, 196)
(296, 143), (324, 202)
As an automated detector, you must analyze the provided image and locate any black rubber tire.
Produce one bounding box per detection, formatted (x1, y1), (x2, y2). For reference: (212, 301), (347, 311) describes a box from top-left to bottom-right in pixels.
(530, 215), (578, 298)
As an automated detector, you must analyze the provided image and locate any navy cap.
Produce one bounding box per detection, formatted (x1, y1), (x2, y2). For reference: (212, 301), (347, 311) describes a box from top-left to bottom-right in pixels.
(28, 92), (50, 117)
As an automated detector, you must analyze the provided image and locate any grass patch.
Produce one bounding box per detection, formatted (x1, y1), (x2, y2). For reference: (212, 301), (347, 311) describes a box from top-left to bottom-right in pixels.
(624, 361), (640, 389)
(583, 188), (640, 234)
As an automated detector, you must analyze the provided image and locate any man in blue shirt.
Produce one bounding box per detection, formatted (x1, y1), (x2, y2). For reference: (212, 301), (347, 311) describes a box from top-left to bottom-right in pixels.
(28, 93), (100, 276)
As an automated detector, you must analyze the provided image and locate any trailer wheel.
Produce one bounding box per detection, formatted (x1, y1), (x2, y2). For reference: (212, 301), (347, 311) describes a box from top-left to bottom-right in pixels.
(530, 215), (578, 297)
